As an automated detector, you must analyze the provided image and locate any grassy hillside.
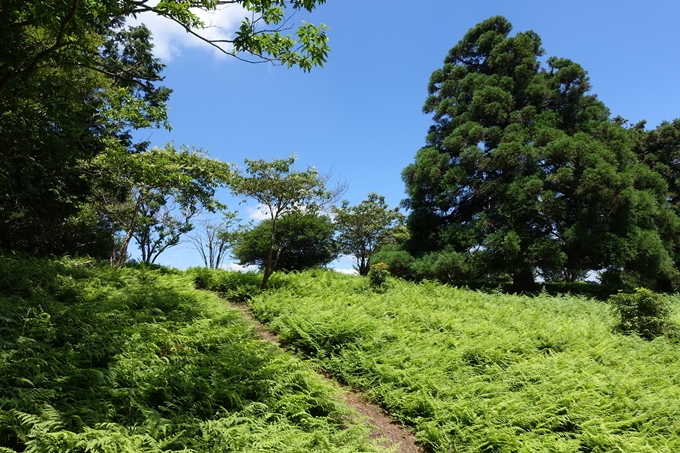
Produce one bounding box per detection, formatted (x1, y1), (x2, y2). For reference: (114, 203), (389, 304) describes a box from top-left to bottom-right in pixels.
(200, 269), (680, 452)
(0, 255), (384, 452)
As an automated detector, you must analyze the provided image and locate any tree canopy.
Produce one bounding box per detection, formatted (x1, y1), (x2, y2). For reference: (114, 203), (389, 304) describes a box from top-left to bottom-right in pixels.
(229, 156), (333, 287)
(233, 211), (338, 272)
(0, 0), (330, 258)
(1, 0), (330, 98)
(0, 20), (170, 255)
(87, 143), (233, 267)
(333, 193), (405, 276)
(402, 16), (679, 290)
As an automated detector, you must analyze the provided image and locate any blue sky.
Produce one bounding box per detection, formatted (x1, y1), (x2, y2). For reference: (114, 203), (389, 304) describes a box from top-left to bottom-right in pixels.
(132, 0), (680, 270)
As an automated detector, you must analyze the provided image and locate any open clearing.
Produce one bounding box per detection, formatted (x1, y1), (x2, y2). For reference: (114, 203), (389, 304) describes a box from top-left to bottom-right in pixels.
(197, 268), (680, 452)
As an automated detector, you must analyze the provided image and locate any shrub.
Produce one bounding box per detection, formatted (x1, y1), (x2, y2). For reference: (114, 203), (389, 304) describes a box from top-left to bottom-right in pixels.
(370, 246), (415, 280)
(368, 262), (389, 290)
(372, 246), (482, 284)
(411, 248), (472, 283)
(610, 288), (673, 340)
(190, 267), (261, 302)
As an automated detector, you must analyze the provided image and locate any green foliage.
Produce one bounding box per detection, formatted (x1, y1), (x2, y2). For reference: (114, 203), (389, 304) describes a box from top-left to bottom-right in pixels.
(0, 18), (170, 256)
(0, 254), (384, 452)
(634, 118), (680, 287)
(1, 1), (330, 96)
(539, 281), (623, 301)
(374, 246), (626, 299)
(634, 119), (680, 215)
(402, 16), (679, 290)
(371, 246), (481, 284)
(230, 156), (333, 288)
(87, 143), (233, 267)
(370, 246), (416, 280)
(233, 212), (338, 272)
(239, 270), (680, 452)
(410, 248), (478, 283)
(0, 0), (330, 258)
(191, 267), (264, 302)
(610, 288), (674, 340)
(367, 262), (389, 290)
(333, 193), (406, 275)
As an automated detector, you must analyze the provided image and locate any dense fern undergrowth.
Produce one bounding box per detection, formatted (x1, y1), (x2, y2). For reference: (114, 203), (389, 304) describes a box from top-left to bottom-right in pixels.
(0, 255), (384, 453)
(199, 268), (680, 452)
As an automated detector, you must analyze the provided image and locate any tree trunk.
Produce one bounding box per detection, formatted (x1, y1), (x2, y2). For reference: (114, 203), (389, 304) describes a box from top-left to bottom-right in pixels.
(109, 231), (117, 268)
(272, 247), (282, 273)
(358, 256), (369, 276)
(260, 225), (277, 289)
(115, 195), (144, 268)
(512, 264), (537, 293)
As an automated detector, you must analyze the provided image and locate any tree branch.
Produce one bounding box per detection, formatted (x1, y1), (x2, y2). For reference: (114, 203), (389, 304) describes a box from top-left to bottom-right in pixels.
(0, 0), (81, 97)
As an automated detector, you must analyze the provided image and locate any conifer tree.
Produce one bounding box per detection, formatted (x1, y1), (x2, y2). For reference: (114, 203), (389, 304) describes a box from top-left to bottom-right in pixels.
(403, 16), (678, 290)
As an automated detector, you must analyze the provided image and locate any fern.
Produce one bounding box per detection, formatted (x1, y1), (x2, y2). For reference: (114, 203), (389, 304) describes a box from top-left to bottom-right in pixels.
(0, 255), (384, 452)
(233, 269), (680, 452)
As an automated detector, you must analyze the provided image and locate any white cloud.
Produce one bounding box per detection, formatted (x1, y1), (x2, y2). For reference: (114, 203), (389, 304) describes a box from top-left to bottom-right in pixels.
(221, 262), (259, 273)
(246, 204), (270, 221)
(331, 254), (358, 275)
(128, 1), (248, 61)
(333, 268), (359, 275)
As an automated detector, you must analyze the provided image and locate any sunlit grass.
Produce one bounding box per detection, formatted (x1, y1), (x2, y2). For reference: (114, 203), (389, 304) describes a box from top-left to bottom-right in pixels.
(203, 269), (680, 452)
(0, 256), (384, 452)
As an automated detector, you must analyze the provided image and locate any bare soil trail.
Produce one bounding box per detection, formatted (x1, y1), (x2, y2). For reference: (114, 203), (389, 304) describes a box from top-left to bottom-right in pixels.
(227, 301), (422, 453)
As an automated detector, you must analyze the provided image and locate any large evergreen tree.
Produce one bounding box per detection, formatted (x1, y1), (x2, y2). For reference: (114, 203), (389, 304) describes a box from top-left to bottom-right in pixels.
(632, 119), (680, 289)
(402, 16), (678, 290)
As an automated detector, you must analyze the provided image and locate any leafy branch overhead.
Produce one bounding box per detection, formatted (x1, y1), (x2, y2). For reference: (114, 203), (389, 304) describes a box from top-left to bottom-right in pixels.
(0, 0), (330, 98)
(135, 0), (330, 70)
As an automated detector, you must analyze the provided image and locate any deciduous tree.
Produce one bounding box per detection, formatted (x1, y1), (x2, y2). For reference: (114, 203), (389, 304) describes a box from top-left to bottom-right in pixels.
(134, 196), (197, 265)
(188, 210), (241, 269)
(233, 212), (337, 272)
(333, 193), (405, 276)
(229, 156), (333, 287)
(1, 0), (331, 98)
(0, 23), (170, 255)
(0, 0), (330, 256)
(88, 143), (232, 268)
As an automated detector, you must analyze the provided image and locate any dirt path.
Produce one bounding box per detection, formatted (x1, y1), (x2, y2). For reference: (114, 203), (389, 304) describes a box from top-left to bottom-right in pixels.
(228, 301), (422, 453)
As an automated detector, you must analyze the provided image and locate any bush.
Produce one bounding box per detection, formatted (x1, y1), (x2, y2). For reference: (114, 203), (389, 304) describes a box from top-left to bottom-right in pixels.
(610, 288), (673, 340)
(368, 262), (389, 290)
(191, 267), (262, 302)
(372, 246), (482, 284)
(411, 248), (472, 283)
(370, 246), (415, 280)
